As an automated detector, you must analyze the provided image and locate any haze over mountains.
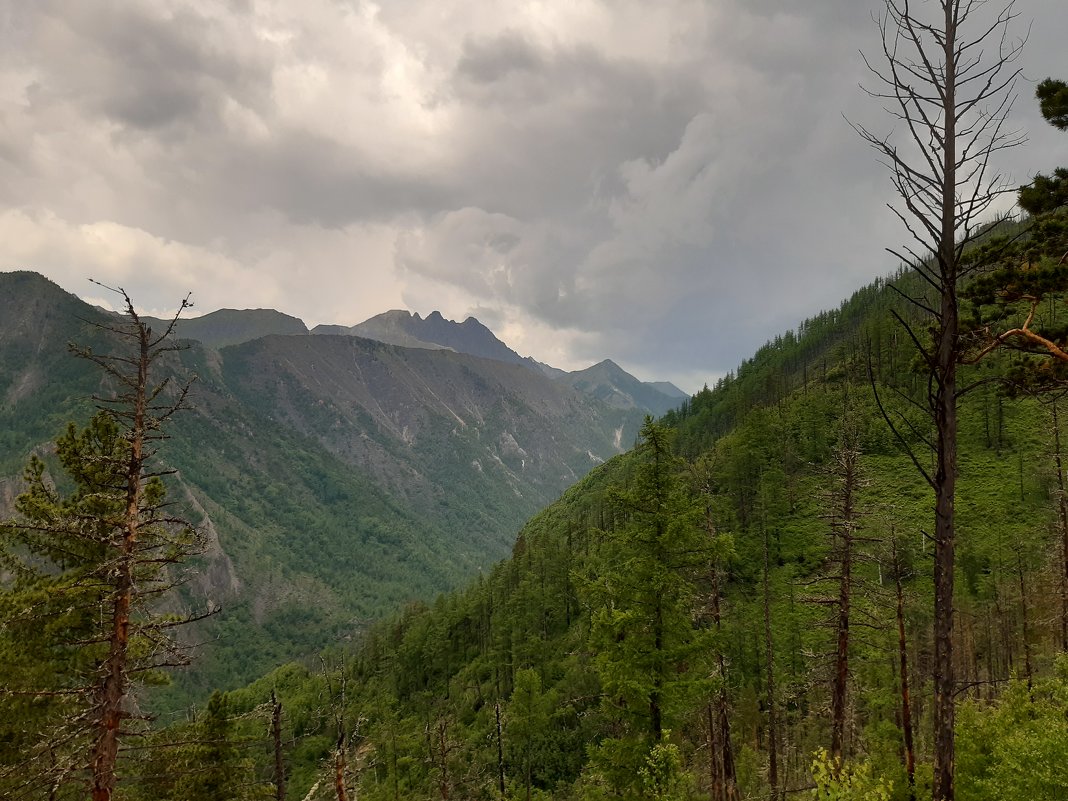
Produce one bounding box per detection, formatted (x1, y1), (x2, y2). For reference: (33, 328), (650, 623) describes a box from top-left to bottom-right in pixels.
(1, 270), (688, 696)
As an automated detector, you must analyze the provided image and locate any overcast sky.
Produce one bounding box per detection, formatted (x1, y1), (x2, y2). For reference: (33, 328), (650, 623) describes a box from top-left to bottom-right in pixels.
(1, 1), (1064, 392)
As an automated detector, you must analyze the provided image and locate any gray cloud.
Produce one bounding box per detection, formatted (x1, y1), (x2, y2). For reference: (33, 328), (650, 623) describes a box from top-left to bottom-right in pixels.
(455, 30), (545, 85)
(28, 2), (272, 135)
(0, 0), (1064, 391)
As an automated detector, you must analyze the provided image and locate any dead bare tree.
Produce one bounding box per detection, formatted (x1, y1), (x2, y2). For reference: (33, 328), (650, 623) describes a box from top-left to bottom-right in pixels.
(320, 654), (354, 801)
(806, 421), (866, 765)
(271, 690), (287, 801)
(853, 3), (1024, 798)
(761, 522), (780, 801)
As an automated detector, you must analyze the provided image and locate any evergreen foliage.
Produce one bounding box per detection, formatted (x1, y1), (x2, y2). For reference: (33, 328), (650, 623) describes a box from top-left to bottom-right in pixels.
(578, 419), (709, 796)
(131, 252), (1068, 799)
(8, 242), (1068, 799)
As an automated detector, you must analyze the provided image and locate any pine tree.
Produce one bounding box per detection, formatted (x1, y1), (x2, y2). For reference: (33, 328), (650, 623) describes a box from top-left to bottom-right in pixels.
(0, 286), (207, 800)
(580, 418), (708, 797)
(961, 78), (1068, 377)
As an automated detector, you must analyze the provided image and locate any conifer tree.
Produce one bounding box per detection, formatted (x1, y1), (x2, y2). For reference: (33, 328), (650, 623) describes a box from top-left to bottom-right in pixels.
(962, 78), (1068, 376)
(504, 668), (551, 801)
(0, 285), (206, 800)
(580, 418), (707, 797)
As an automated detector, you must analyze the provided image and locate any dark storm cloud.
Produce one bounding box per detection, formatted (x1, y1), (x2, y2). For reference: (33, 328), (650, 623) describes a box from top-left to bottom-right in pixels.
(447, 32), (708, 220)
(208, 132), (458, 227)
(1, 0), (1065, 390)
(398, 2), (902, 377)
(455, 30), (545, 85)
(28, 2), (272, 136)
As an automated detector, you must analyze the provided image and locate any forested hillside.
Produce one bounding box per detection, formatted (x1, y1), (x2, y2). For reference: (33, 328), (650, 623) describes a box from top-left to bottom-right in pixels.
(122, 259), (1068, 801)
(0, 271), (648, 703)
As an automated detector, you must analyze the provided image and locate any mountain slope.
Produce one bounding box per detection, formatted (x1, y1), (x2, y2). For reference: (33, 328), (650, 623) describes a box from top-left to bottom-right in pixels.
(647, 380), (688, 398)
(0, 271), (647, 700)
(218, 333), (640, 548)
(562, 358), (685, 417)
(214, 265), (1068, 800)
(0, 272), (116, 473)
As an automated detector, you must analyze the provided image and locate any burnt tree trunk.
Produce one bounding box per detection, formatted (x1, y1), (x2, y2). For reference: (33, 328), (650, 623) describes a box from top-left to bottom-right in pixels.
(333, 732), (349, 801)
(830, 433), (860, 762)
(272, 691), (286, 801)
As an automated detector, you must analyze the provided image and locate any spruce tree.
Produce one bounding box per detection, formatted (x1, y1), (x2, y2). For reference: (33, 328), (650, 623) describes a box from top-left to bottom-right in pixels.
(580, 418), (707, 798)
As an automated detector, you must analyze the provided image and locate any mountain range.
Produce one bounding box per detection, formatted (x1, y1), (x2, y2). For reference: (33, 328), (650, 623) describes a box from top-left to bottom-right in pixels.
(6, 260), (1067, 798)
(151, 305), (686, 415)
(0, 270), (687, 698)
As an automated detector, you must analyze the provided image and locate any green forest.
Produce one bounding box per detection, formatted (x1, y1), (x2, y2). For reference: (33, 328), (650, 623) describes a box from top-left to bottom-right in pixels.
(3, 6), (1068, 801)
(6, 214), (1068, 799)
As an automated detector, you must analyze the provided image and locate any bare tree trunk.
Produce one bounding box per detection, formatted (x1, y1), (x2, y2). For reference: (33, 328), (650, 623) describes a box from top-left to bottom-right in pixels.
(434, 719), (451, 801)
(762, 525), (780, 801)
(1051, 400), (1068, 650)
(830, 433), (859, 763)
(930, 10), (961, 795)
(334, 735), (349, 801)
(1016, 552), (1034, 695)
(932, 305), (958, 801)
(90, 327), (148, 801)
(272, 691), (287, 801)
(494, 699), (505, 799)
(855, 3), (1024, 797)
(893, 538), (916, 801)
(322, 655), (351, 801)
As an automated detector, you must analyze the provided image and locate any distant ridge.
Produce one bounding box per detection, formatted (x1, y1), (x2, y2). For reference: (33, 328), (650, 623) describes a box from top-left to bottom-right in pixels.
(340, 310), (686, 416)
(336, 309), (527, 364)
(647, 380), (688, 399)
(145, 308), (308, 348)
(562, 359), (684, 417)
(113, 289), (689, 419)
